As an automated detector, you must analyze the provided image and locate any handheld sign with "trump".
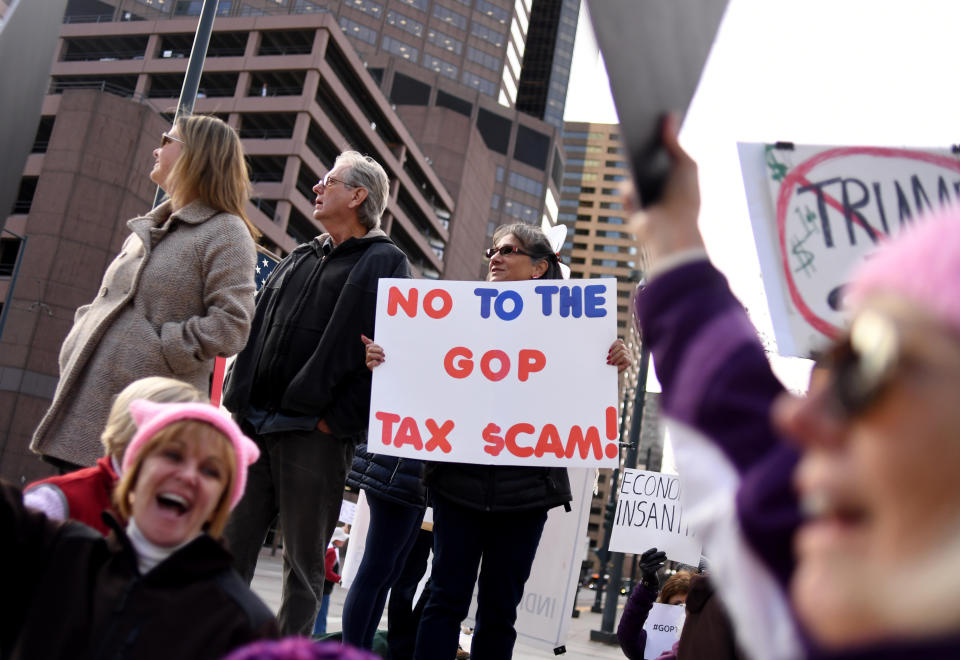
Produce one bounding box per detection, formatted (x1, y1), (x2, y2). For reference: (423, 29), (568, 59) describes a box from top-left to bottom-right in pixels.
(368, 279), (621, 468)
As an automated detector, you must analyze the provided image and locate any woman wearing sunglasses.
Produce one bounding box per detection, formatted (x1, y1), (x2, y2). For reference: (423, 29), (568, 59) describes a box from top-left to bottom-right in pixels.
(32, 115), (259, 472)
(360, 222), (631, 659)
(631, 116), (960, 659)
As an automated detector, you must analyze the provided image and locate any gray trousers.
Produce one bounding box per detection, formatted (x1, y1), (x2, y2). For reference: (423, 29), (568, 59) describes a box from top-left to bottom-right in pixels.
(224, 425), (354, 636)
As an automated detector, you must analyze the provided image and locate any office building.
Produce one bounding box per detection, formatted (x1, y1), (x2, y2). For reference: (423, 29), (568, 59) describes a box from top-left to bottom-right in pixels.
(559, 121), (665, 566)
(0, 12), (455, 482)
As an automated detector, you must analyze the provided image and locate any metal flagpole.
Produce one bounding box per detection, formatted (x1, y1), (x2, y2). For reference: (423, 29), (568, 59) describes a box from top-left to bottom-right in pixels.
(152, 0), (220, 209)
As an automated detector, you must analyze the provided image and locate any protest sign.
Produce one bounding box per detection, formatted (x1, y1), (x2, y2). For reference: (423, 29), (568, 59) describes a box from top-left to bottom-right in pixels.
(339, 490), (369, 590)
(739, 142), (960, 357)
(338, 498), (357, 526)
(608, 469), (701, 565)
(643, 603), (686, 659)
(369, 279), (620, 468)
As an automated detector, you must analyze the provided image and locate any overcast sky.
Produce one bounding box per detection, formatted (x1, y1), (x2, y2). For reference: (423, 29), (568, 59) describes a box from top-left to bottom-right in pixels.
(565, 0), (960, 390)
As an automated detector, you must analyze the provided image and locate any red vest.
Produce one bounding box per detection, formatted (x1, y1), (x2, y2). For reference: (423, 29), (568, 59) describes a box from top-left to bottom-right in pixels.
(26, 457), (118, 535)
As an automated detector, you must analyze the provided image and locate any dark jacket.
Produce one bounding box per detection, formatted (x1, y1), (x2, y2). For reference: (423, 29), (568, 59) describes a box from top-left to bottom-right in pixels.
(223, 230), (410, 439)
(0, 482), (277, 660)
(425, 463), (571, 513)
(636, 260), (960, 660)
(346, 445), (426, 509)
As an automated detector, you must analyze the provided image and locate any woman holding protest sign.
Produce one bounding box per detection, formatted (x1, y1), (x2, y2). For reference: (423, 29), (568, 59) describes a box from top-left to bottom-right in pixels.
(629, 114), (960, 658)
(363, 222), (632, 659)
(31, 114), (258, 472)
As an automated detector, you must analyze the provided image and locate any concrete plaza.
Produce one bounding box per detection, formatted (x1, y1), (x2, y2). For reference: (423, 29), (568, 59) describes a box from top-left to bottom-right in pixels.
(250, 549), (628, 659)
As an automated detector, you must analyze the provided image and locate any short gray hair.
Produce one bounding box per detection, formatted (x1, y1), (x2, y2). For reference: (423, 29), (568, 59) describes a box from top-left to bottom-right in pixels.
(335, 151), (390, 230)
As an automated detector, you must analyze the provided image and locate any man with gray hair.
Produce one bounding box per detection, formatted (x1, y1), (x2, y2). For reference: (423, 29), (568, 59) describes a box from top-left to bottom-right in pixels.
(222, 150), (410, 635)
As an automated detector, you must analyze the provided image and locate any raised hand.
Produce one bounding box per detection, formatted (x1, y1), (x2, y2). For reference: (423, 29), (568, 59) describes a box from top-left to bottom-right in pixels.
(638, 547), (667, 590)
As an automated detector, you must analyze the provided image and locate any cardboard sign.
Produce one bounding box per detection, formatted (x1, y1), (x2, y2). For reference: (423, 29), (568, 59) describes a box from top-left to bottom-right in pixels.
(740, 142), (960, 357)
(643, 603), (686, 659)
(608, 469), (701, 565)
(369, 279), (620, 468)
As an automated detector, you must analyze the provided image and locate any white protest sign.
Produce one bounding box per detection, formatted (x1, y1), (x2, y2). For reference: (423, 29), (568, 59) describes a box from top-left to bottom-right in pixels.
(369, 279), (620, 468)
(608, 469), (701, 565)
(465, 467), (596, 651)
(338, 498), (357, 525)
(643, 603), (686, 659)
(339, 490), (369, 590)
(739, 142), (960, 357)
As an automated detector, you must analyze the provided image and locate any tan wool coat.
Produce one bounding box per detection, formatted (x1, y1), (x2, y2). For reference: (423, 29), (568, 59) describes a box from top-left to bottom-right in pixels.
(31, 199), (257, 467)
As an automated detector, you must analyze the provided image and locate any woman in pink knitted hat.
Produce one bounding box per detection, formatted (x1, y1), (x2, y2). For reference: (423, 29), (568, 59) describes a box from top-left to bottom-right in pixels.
(0, 400), (278, 660)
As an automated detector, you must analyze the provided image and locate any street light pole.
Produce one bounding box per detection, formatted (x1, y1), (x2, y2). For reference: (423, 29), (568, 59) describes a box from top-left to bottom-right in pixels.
(591, 343), (651, 643)
(153, 0), (220, 208)
(590, 380), (633, 613)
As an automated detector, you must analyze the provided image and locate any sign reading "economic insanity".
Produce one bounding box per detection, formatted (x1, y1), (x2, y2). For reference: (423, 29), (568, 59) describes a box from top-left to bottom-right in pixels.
(368, 279), (621, 468)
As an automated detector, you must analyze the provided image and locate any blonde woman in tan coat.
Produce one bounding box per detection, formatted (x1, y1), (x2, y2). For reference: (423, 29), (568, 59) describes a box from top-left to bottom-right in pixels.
(31, 115), (259, 471)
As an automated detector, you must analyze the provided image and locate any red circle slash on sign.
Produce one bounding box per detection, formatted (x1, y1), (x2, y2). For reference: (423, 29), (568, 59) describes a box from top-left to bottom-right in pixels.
(776, 146), (960, 340)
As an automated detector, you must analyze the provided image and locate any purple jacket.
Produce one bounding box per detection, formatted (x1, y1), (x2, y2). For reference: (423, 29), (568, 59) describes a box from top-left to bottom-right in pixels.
(635, 259), (960, 660)
(617, 582), (657, 659)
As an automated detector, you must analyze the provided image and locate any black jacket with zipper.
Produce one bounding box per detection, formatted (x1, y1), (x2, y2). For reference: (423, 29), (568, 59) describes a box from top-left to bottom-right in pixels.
(223, 230), (410, 439)
(425, 462), (571, 513)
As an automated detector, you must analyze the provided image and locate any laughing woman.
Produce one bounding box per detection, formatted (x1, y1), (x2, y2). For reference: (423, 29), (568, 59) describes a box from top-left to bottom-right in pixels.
(31, 115), (259, 472)
(2, 400), (277, 659)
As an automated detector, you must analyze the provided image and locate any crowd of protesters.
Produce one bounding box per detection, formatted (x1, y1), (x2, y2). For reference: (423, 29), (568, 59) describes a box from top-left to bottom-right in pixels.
(3, 106), (960, 660)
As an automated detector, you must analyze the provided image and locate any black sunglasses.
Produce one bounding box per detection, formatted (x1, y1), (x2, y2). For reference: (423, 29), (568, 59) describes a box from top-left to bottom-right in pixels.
(818, 310), (899, 418)
(485, 245), (531, 259)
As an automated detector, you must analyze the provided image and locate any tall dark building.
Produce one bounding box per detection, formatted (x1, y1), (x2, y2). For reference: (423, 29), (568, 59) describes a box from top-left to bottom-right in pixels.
(515, 0), (577, 128)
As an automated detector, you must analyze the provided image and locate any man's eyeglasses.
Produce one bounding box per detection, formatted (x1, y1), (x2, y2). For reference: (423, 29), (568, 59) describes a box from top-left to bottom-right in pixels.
(485, 245), (531, 259)
(319, 172), (356, 190)
(160, 132), (184, 147)
(818, 310), (899, 418)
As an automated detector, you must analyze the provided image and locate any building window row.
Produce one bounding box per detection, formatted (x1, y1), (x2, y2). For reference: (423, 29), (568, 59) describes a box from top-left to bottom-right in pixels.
(423, 53), (458, 79)
(432, 4), (468, 30)
(564, 130), (606, 140)
(427, 28), (463, 54)
(462, 70), (496, 96)
(470, 21), (505, 47)
(396, 0), (428, 10)
(508, 170), (543, 198)
(386, 10), (424, 36)
(502, 198), (539, 223)
(344, 0), (383, 17)
(566, 158), (600, 167)
(174, 1), (233, 17)
(382, 34), (418, 60)
(340, 17), (378, 44)
(466, 45), (501, 72)
(565, 144), (602, 153)
(476, 0), (510, 24)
